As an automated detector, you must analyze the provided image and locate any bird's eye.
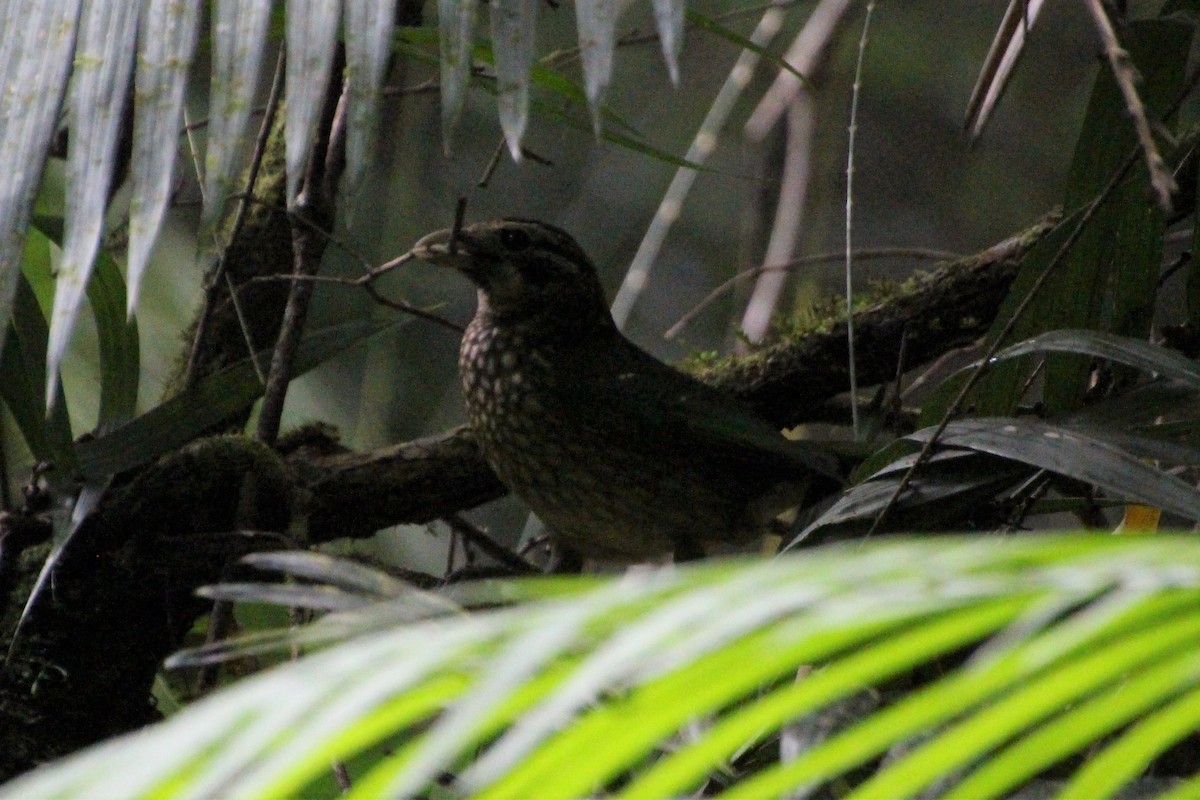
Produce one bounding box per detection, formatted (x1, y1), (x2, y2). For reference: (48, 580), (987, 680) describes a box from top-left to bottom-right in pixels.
(499, 228), (531, 251)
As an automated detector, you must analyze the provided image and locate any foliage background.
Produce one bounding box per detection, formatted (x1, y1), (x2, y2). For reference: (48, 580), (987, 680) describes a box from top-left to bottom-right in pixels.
(77, 0), (1101, 573)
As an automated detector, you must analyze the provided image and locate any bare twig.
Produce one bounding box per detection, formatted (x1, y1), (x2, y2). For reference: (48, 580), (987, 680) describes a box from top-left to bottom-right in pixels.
(223, 269), (269, 383)
(332, 763), (352, 792)
(193, 599), (236, 694)
(744, 0), (853, 139)
(843, 1), (875, 437)
(444, 524), (459, 577)
(739, 0), (850, 349)
(477, 140), (506, 188)
(1083, 0), (1176, 211)
(610, 5), (789, 329)
(1016, 357), (1046, 405)
(964, 0), (1047, 140)
(450, 197), (468, 255)
(740, 93), (815, 346)
(246, 253), (464, 333)
(184, 48), (288, 390)
(183, 105), (269, 132)
(256, 51), (348, 445)
(382, 78), (440, 96)
(0, 427), (9, 512)
(230, 189), (464, 333)
(664, 247), (960, 340)
(889, 324), (909, 429)
(444, 514), (538, 574)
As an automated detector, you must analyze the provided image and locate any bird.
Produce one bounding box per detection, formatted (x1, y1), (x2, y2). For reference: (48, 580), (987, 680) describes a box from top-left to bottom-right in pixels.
(413, 218), (841, 562)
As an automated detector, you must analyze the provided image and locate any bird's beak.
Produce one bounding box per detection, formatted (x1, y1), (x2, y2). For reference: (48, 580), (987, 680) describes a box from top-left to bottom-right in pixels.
(413, 228), (473, 269)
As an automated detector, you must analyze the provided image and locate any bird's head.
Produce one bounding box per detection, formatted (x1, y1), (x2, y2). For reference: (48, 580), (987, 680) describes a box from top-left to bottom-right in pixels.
(414, 218), (614, 327)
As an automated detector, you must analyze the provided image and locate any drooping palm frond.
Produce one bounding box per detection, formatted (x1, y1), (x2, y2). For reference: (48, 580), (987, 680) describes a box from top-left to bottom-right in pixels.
(6, 534), (1200, 798)
(0, 0), (695, 410)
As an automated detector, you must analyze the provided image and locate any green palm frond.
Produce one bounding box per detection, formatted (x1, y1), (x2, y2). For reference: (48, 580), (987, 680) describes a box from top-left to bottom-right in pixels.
(6, 534), (1200, 798)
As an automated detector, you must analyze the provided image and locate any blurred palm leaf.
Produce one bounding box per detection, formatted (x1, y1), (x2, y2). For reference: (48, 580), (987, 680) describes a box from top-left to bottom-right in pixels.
(6, 535), (1200, 798)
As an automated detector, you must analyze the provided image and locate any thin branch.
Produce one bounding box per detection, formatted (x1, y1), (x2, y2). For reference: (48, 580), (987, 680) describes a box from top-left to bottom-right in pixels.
(181, 105), (208, 201)
(0, 427), (9, 512)
(843, 1), (875, 437)
(740, 94), (815, 346)
(964, 0), (1047, 140)
(444, 523), (459, 577)
(610, 5), (789, 329)
(744, 0), (854, 140)
(184, 48), (288, 390)
(183, 105), (269, 132)
(450, 197), (468, 255)
(1083, 0), (1176, 211)
(664, 247), (960, 340)
(382, 78), (440, 96)
(230, 191), (383, 269)
(256, 50), (347, 445)
(244, 243), (464, 333)
(889, 324), (909, 430)
(444, 514), (538, 574)
(477, 139), (506, 188)
(223, 269), (269, 383)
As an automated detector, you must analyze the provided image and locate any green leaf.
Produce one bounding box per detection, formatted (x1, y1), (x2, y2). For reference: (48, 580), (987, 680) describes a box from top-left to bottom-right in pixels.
(852, 613), (1200, 799)
(978, 329), (1200, 389)
(942, 20), (1192, 420)
(908, 417), (1200, 520)
(89, 249), (140, 426)
(5, 536), (1200, 798)
(796, 451), (1031, 543)
(0, 228), (75, 474)
(944, 646), (1200, 798)
(1062, 683), (1200, 797)
(26, 213), (140, 427)
(548, 601), (1022, 799)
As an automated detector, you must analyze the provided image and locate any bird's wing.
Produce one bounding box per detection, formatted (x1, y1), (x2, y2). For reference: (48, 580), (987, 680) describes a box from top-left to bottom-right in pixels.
(558, 336), (842, 482)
